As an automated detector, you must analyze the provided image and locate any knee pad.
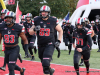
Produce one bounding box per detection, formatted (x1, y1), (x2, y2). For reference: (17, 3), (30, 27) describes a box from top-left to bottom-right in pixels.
(84, 60), (90, 67)
(43, 66), (50, 74)
(8, 63), (15, 71)
(42, 58), (50, 74)
(28, 44), (34, 49)
(42, 59), (50, 67)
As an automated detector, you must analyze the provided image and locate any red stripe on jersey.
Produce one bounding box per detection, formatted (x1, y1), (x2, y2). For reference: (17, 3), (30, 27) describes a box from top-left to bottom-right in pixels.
(22, 28), (25, 30)
(87, 44), (90, 48)
(43, 6), (46, 10)
(87, 32), (92, 34)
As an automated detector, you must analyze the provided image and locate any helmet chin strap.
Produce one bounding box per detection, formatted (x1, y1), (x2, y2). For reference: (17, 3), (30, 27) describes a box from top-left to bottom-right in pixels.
(5, 20), (13, 26)
(42, 16), (48, 19)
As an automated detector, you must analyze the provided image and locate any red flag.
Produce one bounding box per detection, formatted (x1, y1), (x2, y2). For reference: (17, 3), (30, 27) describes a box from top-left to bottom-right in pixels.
(15, 1), (22, 23)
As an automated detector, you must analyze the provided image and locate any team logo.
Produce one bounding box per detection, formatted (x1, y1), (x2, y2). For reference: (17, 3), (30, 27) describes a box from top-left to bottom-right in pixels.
(47, 22), (50, 24)
(12, 29), (14, 30)
(4, 28), (7, 30)
(8, 30), (11, 34)
(44, 24), (46, 28)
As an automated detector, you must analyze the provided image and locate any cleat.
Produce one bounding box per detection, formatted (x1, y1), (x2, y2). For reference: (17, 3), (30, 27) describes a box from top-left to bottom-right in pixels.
(31, 56), (35, 61)
(97, 50), (100, 52)
(20, 68), (25, 75)
(94, 42), (97, 45)
(50, 68), (55, 75)
(0, 66), (6, 71)
(79, 62), (84, 66)
(18, 54), (22, 63)
(24, 54), (31, 58)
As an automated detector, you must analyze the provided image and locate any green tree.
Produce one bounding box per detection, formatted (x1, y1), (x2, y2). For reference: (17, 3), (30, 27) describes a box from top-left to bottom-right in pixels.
(0, 0), (78, 18)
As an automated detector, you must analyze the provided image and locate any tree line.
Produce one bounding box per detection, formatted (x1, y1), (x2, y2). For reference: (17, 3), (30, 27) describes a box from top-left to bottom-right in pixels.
(0, 0), (78, 18)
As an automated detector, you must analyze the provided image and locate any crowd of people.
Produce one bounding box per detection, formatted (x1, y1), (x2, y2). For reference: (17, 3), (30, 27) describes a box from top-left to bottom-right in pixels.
(0, 5), (99, 75)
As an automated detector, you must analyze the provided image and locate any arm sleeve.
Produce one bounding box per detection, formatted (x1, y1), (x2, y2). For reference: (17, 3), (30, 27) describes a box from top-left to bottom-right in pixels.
(82, 34), (92, 51)
(72, 32), (75, 44)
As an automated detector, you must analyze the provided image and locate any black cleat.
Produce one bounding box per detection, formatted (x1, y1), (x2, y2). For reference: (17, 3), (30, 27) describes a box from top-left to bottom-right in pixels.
(79, 62), (84, 66)
(0, 66), (6, 71)
(20, 68), (25, 75)
(31, 56), (35, 61)
(50, 68), (55, 75)
(97, 50), (100, 52)
(24, 54), (31, 58)
(18, 54), (22, 63)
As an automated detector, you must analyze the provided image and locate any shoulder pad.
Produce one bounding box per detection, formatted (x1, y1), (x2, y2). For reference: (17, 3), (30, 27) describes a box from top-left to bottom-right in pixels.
(85, 28), (89, 31)
(52, 16), (57, 19)
(34, 16), (39, 19)
(84, 28), (92, 35)
(19, 24), (23, 26)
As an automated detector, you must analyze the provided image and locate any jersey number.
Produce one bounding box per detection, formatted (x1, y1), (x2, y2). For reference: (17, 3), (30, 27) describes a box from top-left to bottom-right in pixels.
(4, 35), (15, 43)
(39, 28), (50, 36)
(76, 38), (83, 46)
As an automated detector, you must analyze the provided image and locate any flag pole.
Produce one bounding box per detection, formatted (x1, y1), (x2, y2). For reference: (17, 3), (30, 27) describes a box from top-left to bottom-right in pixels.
(16, 1), (19, 13)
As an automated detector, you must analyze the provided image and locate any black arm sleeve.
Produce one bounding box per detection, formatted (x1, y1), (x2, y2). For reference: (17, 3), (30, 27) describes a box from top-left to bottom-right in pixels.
(82, 35), (92, 50)
(72, 32), (75, 44)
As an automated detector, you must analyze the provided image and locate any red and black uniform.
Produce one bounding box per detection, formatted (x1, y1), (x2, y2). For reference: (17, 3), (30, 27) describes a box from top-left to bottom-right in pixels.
(73, 28), (92, 75)
(92, 25), (97, 44)
(23, 21), (36, 56)
(0, 23), (25, 74)
(64, 25), (74, 54)
(33, 16), (58, 74)
(85, 24), (92, 30)
(0, 18), (4, 23)
(95, 24), (100, 50)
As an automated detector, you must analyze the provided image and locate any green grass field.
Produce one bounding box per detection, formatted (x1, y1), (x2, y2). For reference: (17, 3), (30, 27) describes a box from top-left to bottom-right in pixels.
(0, 38), (100, 69)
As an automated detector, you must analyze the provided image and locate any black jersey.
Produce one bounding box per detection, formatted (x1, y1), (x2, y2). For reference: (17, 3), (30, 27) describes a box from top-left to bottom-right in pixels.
(23, 21), (36, 39)
(33, 16), (58, 45)
(0, 18), (4, 23)
(64, 25), (74, 37)
(61, 24), (66, 30)
(95, 24), (100, 34)
(85, 24), (92, 30)
(92, 25), (97, 34)
(0, 23), (25, 45)
(73, 28), (92, 51)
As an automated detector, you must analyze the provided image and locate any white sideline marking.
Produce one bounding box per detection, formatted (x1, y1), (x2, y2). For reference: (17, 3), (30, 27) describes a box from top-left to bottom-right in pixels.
(5, 74), (20, 75)
(0, 56), (100, 70)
